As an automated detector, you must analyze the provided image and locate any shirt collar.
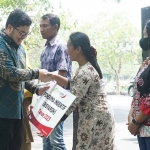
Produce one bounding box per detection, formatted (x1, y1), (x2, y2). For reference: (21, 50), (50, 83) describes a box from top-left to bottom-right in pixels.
(45, 35), (58, 47)
(0, 29), (19, 50)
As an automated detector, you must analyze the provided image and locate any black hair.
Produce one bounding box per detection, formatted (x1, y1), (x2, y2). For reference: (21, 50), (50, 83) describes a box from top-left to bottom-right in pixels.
(5, 9), (32, 28)
(69, 32), (103, 79)
(41, 13), (60, 31)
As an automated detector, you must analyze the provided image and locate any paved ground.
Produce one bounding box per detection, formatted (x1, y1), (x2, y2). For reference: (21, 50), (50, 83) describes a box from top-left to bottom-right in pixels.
(31, 95), (139, 150)
(31, 116), (73, 150)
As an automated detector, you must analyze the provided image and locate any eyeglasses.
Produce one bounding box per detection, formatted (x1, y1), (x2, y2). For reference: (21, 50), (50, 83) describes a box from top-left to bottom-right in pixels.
(13, 26), (30, 37)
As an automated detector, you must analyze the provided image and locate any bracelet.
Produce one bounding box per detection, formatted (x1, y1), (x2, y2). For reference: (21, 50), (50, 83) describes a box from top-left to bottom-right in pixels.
(132, 118), (141, 125)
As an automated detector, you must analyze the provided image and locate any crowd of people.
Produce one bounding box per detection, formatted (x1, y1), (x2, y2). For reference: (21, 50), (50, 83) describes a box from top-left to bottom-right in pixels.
(1, 8), (150, 150)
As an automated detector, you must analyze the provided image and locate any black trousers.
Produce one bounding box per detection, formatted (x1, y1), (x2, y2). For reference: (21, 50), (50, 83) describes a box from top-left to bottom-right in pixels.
(0, 118), (22, 150)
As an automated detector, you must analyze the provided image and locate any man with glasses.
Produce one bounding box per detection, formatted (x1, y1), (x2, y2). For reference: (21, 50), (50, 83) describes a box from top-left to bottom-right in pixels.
(13, 26), (30, 38)
(39, 13), (72, 150)
(0, 9), (51, 150)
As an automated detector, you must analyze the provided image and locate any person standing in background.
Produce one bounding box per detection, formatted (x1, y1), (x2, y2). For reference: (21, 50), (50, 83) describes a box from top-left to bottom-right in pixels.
(39, 13), (72, 150)
(127, 20), (150, 150)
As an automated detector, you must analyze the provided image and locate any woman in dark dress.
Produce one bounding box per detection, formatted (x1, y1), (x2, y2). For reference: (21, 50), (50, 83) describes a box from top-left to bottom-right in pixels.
(127, 20), (150, 150)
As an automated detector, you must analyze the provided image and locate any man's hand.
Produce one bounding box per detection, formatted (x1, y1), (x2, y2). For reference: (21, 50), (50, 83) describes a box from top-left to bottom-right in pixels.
(39, 69), (52, 82)
(38, 85), (50, 96)
(37, 132), (44, 137)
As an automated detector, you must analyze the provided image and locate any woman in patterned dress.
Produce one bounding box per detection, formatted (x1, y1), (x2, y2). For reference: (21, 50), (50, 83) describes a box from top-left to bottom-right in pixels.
(127, 23), (150, 150)
(49, 32), (116, 150)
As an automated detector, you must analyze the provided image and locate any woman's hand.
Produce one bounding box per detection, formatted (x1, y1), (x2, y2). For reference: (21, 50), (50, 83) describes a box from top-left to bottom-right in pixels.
(47, 72), (55, 81)
(126, 104), (140, 136)
(127, 121), (140, 136)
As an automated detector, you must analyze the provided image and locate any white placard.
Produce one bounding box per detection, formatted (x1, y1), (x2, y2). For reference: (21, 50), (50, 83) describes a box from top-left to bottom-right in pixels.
(28, 81), (76, 137)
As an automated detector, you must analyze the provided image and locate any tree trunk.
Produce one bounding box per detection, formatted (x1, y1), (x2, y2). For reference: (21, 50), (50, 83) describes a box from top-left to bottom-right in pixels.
(115, 72), (120, 95)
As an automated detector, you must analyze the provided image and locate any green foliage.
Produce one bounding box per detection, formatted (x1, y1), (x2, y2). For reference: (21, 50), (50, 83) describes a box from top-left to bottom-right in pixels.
(0, 0), (76, 68)
(80, 12), (140, 75)
(0, 0), (141, 94)
(77, 12), (141, 93)
(0, 0), (26, 7)
(98, 13), (140, 74)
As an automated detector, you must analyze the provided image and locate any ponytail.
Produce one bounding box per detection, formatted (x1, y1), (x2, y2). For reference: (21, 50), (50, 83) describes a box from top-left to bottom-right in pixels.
(83, 46), (103, 79)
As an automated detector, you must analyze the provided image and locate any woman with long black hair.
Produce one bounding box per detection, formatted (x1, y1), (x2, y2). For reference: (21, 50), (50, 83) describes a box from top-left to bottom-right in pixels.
(48, 32), (116, 150)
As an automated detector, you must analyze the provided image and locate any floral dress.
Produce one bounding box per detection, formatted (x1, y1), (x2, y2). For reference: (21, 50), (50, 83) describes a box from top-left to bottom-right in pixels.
(132, 59), (150, 137)
(64, 62), (116, 150)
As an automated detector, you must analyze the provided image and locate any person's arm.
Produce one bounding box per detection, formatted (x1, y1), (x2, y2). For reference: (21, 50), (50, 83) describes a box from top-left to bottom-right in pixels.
(128, 110), (148, 136)
(55, 45), (69, 78)
(25, 80), (37, 94)
(51, 73), (68, 87)
(58, 70), (67, 77)
(0, 48), (52, 82)
(48, 70), (92, 121)
(128, 104), (134, 123)
(0, 47), (39, 81)
(0, 64), (51, 82)
(128, 98), (150, 136)
(135, 100), (150, 123)
(135, 110), (149, 123)
(25, 80), (50, 96)
(0, 64), (39, 82)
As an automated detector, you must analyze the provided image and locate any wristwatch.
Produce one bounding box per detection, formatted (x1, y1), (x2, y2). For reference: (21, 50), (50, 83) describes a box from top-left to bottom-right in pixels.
(132, 118), (141, 125)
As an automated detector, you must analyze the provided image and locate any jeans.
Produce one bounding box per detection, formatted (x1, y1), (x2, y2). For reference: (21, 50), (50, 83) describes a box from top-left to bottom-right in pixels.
(137, 136), (150, 150)
(43, 122), (66, 150)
